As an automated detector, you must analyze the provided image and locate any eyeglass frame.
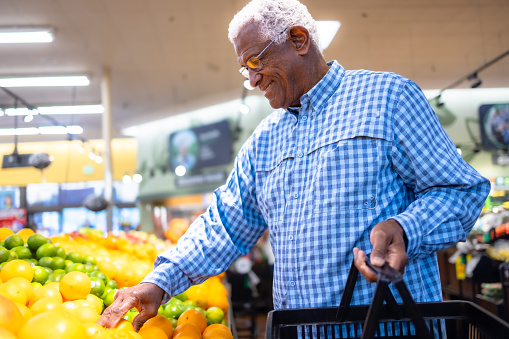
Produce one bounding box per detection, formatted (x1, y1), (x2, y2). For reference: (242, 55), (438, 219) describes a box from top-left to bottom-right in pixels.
(238, 27), (289, 79)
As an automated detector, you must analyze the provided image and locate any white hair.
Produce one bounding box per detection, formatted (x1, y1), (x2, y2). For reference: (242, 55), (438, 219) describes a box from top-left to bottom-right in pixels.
(228, 0), (321, 51)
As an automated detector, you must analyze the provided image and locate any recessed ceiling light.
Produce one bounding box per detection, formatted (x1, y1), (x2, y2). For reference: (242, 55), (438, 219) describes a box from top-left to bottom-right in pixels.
(0, 125), (83, 136)
(5, 104), (103, 116)
(0, 27), (54, 43)
(0, 75), (90, 87)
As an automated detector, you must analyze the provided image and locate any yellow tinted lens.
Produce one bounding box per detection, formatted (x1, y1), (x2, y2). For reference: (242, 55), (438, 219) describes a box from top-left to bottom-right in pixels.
(246, 57), (262, 71)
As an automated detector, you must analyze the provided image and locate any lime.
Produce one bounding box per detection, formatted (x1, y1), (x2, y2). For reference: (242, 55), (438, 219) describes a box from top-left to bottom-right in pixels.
(124, 308), (139, 323)
(31, 281), (42, 290)
(23, 258), (38, 267)
(54, 247), (66, 259)
(0, 262), (8, 271)
(38, 256), (54, 268)
(196, 307), (206, 316)
(64, 259), (74, 268)
(183, 300), (197, 308)
(43, 266), (53, 275)
(170, 318), (178, 329)
(164, 303), (184, 319)
(32, 265), (50, 285)
(101, 287), (113, 299)
(66, 263), (86, 273)
(90, 277), (106, 297)
(50, 257), (66, 270)
(35, 243), (57, 259)
(27, 234), (50, 252)
(9, 250), (18, 260)
(169, 297), (183, 305)
(0, 247), (12, 263)
(103, 289), (117, 307)
(4, 235), (24, 250)
(0, 241), (3, 247)
(175, 291), (187, 302)
(106, 279), (117, 289)
(11, 246), (32, 259)
(83, 255), (97, 265)
(66, 252), (83, 263)
(206, 306), (224, 324)
(83, 264), (95, 273)
(89, 271), (109, 284)
(158, 305), (164, 315)
(49, 269), (66, 282)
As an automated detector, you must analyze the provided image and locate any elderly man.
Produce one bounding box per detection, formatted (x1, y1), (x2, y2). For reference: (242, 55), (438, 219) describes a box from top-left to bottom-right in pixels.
(98, 0), (490, 332)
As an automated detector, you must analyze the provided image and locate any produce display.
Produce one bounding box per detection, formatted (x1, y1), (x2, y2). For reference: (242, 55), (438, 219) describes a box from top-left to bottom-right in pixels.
(0, 227), (233, 339)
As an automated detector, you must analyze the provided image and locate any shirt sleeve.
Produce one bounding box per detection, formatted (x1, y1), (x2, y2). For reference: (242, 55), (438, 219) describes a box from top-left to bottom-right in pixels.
(389, 80), (491, 259)
(142, 139), (268, 298)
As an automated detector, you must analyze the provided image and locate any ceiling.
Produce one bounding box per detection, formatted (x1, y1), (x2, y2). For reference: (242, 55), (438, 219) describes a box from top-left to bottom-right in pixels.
(1, 0), (508, 144)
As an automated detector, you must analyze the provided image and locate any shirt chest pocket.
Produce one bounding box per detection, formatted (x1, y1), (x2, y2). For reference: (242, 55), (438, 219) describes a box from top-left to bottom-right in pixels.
(310, 132), (387, 211)
(254, 155), (292, 225)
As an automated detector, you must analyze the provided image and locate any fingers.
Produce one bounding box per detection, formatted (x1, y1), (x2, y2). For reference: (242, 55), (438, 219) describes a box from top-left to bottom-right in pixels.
(97, 289), (136, 329)
(370, 228), (390, 267)
(353, 247), (378, 283)
(132, 306), (158, 332)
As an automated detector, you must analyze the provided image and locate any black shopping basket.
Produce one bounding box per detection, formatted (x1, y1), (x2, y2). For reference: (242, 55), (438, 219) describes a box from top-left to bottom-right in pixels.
(266, 260), (509, 338)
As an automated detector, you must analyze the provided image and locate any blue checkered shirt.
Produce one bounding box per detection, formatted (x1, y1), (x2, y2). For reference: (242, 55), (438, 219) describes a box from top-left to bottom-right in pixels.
(143, 61), (490, 310)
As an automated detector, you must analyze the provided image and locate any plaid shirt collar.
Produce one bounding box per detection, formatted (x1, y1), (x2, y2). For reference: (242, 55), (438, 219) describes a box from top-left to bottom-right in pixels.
(298, 60), (345, 115)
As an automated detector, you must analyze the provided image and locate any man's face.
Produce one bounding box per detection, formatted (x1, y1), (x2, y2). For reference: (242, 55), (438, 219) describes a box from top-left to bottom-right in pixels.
(234, 23), (303, 109)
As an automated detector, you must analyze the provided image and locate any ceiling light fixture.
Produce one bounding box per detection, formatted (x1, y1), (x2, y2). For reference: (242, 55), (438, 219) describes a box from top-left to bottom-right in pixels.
(316, 20), (341, 51)
(0, 75), (90, 87)
(0, 27), (53, 43)
(0, 125), (83, 136)
(6, 104), (103, 115)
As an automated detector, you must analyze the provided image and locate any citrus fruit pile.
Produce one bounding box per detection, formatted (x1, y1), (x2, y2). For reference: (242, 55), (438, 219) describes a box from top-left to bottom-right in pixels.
(0, 228), (233, 338)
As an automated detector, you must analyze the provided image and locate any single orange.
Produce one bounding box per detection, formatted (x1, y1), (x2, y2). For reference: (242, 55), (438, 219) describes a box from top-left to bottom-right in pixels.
(17, 310), (87, 339)
(0, 259), (34, 282)
(172, 323), (201, 338)
(16, 228), (35, 242)
(29, 284), (63, 307)
(8, 277), (34, 302)
(0, 228), (14, 241)
(0, 280), (27, 305)
(59, 271), (91, 300)
(138, 325), (168, 339)
(30, 297), (63, 316)
(0, 295), (23, 334)
(202, 323), (233, 339)
(115, 319), (134, 332)
(142, 314), (173, 338)
(177, 308), (207, 333)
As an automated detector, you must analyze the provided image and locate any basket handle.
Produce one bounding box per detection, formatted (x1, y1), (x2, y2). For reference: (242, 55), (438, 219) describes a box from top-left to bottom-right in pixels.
(337, 259), (432, 339)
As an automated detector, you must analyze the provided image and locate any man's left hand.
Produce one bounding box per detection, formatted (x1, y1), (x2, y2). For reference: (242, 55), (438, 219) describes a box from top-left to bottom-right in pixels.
(353, 219), (408, 282)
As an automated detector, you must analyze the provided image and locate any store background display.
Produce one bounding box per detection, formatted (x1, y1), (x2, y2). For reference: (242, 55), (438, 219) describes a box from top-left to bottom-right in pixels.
(480, 103), (509, 151)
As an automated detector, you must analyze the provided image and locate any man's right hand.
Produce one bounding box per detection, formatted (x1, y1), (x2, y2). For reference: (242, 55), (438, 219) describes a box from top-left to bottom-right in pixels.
(97, 282), (165, 332)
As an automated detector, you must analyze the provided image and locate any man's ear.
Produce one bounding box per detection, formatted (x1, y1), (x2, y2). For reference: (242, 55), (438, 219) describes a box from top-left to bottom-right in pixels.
(288, 25), (311, 55)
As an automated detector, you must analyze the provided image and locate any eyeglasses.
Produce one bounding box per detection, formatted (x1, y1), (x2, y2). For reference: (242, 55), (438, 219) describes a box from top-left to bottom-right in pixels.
(239, 28), (289, 79)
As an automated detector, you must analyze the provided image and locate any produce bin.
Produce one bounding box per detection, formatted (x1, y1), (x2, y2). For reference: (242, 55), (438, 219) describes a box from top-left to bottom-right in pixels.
(266, 261), (509, 339)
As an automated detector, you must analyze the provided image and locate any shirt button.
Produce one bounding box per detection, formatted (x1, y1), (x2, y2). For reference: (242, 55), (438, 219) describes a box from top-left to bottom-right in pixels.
(289, 235), (293, 240)
(293, 193), (298, 199)
(301, 115), (308, 122)
(289, 280), (296, 287)
(297, 152), (303, 158)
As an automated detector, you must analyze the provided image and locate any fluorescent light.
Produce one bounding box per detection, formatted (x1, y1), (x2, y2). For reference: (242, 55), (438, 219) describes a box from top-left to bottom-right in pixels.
(0, 125), (83, 136)
(6, 104), (103, 115)
(0, 28), (53, 43)
(316, 20), (341, 51)
(0, 76), (90, 87)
